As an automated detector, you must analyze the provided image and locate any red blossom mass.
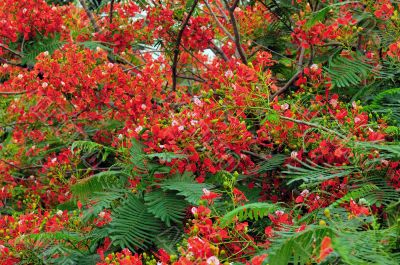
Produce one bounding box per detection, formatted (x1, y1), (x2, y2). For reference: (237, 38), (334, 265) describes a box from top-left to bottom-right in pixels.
(0, 0), (399, 264)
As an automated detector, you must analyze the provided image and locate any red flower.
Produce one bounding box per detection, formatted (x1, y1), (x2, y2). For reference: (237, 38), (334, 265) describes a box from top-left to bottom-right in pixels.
(348, 200), (369, 217)
(318, 236), (333, 262)
(201, 188), (221, 204)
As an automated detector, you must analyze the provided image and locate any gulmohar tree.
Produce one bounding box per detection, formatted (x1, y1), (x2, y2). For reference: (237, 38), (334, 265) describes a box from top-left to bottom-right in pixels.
(0, 0), (399, 264)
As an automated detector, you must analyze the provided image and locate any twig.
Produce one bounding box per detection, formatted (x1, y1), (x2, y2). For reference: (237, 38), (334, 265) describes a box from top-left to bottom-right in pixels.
(297, 46), (306, 70)
(78, 0), (100, 33)
(241, 150), (269, 161)
(223, 0), (247, 64)
(0, 159), (42, 170)
(279, 116), (346, 139)
(109, 0), (115, 24)
(269, 46), (305, 100)
(177, 74), (205, 83)
(0, 43), (22, 57)
(257, 0), (293, 32)
(269, 70), (302, 100)
(0, 91), (28, 95)
(215, 1), (230, 21)
(171, 0), (199, 91)
(209, 40), (229, 61)
(204, 0), (234, 41)
(0, 58), (27, 68)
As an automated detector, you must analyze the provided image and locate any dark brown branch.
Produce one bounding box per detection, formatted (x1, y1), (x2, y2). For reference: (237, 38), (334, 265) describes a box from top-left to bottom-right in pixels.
(109, 0), (115, 24)
(209, 41), (229, 61)
(78, 0), (100, 33)
(269, 46), (305, 100)
(231, 0), (240, 9)
(177, 74), (205, 83)
(269, 70), (302, 100)
(223, 0), (247, 64)
(171, 0), (199, 91)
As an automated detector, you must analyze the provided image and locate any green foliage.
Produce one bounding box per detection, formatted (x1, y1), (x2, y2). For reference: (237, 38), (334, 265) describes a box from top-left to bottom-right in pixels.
(364, 87), (400, 125)
(145, 190), (188, 227)
(21, 34), (65, 66)
(159, 173), (214, 204)
(284, 160), (358, 187)
(146, 152), (187, 162)
(71, 140), (115, 162)
(333, 228), (400, 265)
(305, 1), (355, 29)
(71, 170), (129, 199)
(220, 202), (280, 228)
(265, 225), (334, 265)
(108, 194), (163, 251)
(251, 154), (286, 174)
(324, 54), (375, 88)
(79, 41), (113, 52)
(329, 184), (379, 208)
(81, 190), (125, 222)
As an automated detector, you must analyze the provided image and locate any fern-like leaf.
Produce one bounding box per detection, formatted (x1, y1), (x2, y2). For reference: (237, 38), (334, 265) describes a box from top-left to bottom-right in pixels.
(220, 202), (280, 227)
(159, 173), (214, 204)
(145, 190), (188, 227)
(71, 140), (115, 162)
(328, 184), (379, 208)
(21, 34), (65, 66)
(325, 54), (374, 88)
(333, 228), (399, 265)
(81, 190), (125, 222)
(71, 170), (129, 199)
(284, 160), (357, 187)
(265, 225), (334, 265)
(108, 194), (162, 251)
(364, 87), (400, 125)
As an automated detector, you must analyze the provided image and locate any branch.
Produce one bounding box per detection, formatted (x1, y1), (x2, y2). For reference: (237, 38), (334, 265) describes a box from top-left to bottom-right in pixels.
(78, 0), (100, 33)
(279, 116), (346, 139)
(209, 40), (229, 61)
(241, 150), (269, 161)
(230, 0), (240, 9)
(109, 0), (115, 24)
(0, 58), (26, 68)
(223, 0), (247, 64)
(171, 0), (199, 91)
(297, 46), (305, 70)
(215, 1), (230, 21)
(269, 70), (302, 100)
(0, 43), (22, 57)
(0, 90), (28, 95)
(177, 74), (205, 83)
(269, 46), (305, 100)
(204, 0), (234, 41)
(257, 0), (293, 32)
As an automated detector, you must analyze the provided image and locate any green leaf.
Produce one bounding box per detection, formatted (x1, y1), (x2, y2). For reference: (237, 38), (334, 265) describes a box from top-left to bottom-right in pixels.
(146, 152), (187, 162)
(305, 1), (357, 29)
(108, 195), (163, 251)
(159, 173), (214, 204)
(220, 202), (280, 227)
(265, 226), (334, 265)
(145, 190), (188, 226)
(21, 33), (65, 66)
